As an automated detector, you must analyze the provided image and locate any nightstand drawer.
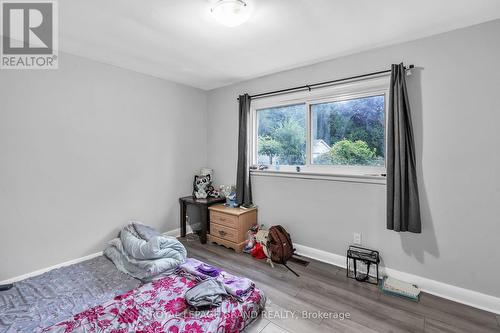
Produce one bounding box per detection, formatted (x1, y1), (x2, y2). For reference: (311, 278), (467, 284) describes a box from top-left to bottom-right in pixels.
(210, 223), (238, 242)
(210, 211), (238, 228)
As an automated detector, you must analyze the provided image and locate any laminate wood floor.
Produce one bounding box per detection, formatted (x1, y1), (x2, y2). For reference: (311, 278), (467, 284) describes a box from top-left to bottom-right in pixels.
(180, 237), (500, 333)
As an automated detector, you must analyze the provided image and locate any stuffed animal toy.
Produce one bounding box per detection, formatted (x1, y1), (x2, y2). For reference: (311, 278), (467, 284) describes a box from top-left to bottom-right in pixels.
(243, 224), (259, 253)
(255, 229), (274, 268)
(206, 184), (216, 198)
(193, 174), (212, 199)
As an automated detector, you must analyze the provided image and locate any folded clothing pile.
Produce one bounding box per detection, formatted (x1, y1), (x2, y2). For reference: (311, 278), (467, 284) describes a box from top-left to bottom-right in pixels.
(184, 278), (228, 309)
(180, 258), (255, 301)
(104, 222), (187, 281)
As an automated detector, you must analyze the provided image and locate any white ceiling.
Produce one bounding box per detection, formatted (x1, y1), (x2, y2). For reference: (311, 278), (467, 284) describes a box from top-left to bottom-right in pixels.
(59, 0), (500, 90)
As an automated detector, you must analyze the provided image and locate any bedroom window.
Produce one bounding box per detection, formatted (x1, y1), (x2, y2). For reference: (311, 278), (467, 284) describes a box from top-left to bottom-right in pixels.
(251, 76), (389, 177)
(311, 95), (385, 167)
(256, 103), (307, 166)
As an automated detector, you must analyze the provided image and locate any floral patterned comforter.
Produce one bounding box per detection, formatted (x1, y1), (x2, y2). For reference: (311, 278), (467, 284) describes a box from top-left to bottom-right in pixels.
(42, 267), (265, 333)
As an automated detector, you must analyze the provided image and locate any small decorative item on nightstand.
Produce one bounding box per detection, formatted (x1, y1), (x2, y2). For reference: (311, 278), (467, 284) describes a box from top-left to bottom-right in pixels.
(193, 174), (212, 199)
(219, 185), (237, 207)
(208, 204), (257, 253)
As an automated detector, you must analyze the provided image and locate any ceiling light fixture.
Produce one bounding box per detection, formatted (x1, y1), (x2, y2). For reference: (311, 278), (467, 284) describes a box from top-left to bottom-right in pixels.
(210, 0), (252, 27)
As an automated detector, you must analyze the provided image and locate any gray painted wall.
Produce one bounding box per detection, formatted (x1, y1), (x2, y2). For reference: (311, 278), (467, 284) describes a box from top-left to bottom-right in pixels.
(0, 53), (207, 280)
(206, 20), (500, 297)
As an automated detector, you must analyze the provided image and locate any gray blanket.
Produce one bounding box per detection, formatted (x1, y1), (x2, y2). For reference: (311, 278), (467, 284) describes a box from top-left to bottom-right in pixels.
(133, 222), (161, 241)
(184, 278), (228, 309)
(104, 223), (187, 281)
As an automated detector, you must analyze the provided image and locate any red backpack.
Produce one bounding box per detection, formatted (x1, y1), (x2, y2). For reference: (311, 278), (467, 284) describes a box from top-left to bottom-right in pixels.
(267, 225), (299, 276)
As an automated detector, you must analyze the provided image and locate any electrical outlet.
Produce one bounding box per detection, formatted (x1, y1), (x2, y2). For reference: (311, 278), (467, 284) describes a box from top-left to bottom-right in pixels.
(353, 232), (362, 245)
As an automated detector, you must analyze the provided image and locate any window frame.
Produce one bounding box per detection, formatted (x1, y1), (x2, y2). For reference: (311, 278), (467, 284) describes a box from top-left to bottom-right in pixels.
(249, 75), (390, 178)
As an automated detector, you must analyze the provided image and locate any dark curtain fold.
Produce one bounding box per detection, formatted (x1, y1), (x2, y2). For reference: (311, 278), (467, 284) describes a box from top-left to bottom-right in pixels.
(236, 94), (253, 207)
(387, 63), (422, 233)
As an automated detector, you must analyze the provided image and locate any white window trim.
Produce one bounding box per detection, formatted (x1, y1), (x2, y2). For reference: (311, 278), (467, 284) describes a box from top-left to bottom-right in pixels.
(249, 74), (390, 182)
(250, 169), (386, 185)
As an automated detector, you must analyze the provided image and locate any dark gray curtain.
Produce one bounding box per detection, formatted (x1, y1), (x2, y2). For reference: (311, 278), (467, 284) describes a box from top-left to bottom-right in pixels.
(387, 63), (421, 233)
(236, 94), (253, 207)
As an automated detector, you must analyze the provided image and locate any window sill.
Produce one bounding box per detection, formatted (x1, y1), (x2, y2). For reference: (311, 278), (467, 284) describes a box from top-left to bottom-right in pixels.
(250, 169), (386, 185)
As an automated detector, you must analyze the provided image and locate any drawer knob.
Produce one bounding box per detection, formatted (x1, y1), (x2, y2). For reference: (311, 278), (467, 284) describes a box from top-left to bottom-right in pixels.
(218, 230), (227, 237)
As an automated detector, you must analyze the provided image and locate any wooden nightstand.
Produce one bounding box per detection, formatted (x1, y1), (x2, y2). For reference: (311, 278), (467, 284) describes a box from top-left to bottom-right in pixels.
(208, 205), (257, 253)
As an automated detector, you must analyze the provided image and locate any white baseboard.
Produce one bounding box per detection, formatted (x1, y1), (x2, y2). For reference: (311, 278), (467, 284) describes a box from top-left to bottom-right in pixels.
(164, 228), (182, 237)
(294, 243), (500, 315)
(0, 251), (103, 285)
(163, 225), (192, 237)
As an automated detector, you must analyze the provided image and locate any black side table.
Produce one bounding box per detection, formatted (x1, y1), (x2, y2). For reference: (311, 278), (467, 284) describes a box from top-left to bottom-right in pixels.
(179, 196), (225, 244)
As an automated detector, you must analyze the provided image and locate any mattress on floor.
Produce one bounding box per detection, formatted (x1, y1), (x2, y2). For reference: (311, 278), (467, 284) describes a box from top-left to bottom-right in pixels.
(41, 267), (266, 333)
(0, 256), (140, 333)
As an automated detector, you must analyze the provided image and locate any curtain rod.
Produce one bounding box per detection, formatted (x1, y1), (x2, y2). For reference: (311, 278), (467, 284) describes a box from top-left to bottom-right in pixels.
(237, 64), (414, 101)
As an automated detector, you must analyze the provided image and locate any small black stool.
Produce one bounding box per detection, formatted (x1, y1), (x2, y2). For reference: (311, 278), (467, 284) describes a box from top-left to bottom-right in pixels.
(346, 245), (380, 285)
